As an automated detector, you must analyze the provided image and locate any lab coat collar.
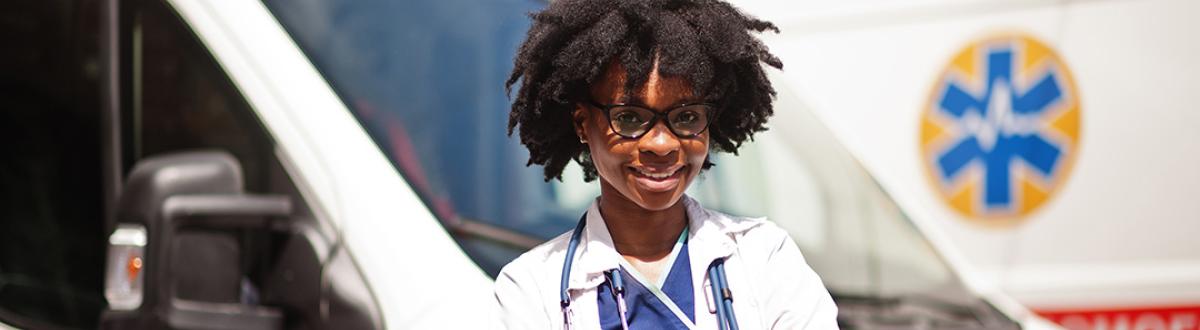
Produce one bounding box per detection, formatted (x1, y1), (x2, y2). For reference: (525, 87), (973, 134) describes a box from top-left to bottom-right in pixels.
(569, 200), (621, 289)
(567, 195), (760, 290)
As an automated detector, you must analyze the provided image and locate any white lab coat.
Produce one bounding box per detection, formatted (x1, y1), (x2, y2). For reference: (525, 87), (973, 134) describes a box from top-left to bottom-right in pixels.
(494, 196), (839, 329)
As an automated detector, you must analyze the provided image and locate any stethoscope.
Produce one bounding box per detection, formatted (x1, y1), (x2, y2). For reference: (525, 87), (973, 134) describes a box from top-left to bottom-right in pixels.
(560, 215), (740, 330)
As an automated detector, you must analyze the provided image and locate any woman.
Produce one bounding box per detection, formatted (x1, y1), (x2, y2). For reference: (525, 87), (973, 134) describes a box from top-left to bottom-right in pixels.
(496, 0), (837, 328)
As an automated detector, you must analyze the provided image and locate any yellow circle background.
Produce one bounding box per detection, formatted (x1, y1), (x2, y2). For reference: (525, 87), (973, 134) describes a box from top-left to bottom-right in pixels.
(919, 33), (1082, 226)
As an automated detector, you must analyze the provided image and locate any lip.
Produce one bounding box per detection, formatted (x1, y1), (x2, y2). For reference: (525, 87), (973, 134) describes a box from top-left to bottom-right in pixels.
(627, 165), (686, 193)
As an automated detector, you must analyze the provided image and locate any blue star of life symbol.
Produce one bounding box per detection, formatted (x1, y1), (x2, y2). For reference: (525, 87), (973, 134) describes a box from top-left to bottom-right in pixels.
(935, 48), (1065, 210)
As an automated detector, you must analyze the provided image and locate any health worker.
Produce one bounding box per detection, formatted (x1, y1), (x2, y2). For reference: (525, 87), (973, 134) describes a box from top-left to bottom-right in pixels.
(496, 0), (839, 328)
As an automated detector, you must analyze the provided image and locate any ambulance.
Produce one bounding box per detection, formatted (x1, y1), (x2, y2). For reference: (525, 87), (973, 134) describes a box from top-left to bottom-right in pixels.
(728, 0), (1200, 329)
(1, 0), (1149, 328)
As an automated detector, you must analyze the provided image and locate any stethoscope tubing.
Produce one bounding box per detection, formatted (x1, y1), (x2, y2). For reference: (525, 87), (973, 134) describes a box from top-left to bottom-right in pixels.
(709, 260), (739, 330)
(560, 214), (739, 329)
(560, 215), (588, 328)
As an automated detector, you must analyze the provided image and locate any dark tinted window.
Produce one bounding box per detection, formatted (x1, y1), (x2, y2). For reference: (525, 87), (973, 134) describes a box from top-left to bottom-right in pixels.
(129, 0), (273, 189)
(0, 0), (105, 328)
(0, 0), (337, 328)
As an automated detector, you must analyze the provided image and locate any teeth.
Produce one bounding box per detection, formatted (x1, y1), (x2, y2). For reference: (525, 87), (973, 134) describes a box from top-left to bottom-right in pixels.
(636, 167), (679, 179)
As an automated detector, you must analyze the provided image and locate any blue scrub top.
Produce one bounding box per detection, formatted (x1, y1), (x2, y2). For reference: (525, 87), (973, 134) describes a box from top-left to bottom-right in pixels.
(596, 237), (695, 329)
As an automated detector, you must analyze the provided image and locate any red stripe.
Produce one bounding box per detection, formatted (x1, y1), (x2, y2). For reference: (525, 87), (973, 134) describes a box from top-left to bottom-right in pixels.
(1036, 305), (1200, 330)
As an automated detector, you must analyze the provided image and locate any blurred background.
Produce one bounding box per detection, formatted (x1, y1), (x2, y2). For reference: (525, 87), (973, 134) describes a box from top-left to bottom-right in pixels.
(1, 0), (1197, 329)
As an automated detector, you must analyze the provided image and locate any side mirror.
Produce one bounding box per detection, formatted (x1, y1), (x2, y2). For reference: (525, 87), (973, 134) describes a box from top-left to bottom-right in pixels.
(100, 151), (289, 330)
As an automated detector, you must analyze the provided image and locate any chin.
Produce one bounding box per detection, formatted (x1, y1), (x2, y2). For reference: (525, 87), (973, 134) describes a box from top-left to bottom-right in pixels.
(624, 176), (691, 211)
(631, 194), (684, 211)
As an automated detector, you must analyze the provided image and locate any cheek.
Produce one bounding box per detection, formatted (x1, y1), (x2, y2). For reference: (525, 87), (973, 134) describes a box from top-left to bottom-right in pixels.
(585, 120), (632, 171)
(685, 136), (710, 168)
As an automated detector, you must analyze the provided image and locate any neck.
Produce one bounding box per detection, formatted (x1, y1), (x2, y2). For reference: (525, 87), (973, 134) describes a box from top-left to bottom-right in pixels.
(597, 181), (688, 261)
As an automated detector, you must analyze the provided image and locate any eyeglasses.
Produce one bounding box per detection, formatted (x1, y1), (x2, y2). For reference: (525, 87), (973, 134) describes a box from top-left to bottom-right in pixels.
(586, 100), (716, 139)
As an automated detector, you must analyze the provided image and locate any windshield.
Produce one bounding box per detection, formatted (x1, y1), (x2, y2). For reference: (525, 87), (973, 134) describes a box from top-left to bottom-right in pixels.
(261, 0), (986, 315)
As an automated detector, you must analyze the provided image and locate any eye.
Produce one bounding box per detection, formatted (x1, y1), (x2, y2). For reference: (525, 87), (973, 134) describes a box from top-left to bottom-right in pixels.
(613, 110), (643, 124)
(673, 111), (698, 125)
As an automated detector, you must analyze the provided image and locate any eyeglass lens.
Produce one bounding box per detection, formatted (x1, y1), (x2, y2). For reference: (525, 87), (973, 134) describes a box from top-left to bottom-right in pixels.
(608, 104), (712, 138)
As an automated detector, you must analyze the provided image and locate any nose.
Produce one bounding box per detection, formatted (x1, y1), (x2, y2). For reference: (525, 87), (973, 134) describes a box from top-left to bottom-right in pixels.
(637, 120), (681, 158)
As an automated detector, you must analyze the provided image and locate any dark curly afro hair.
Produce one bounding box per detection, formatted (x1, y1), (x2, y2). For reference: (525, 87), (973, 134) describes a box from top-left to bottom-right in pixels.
(506, 0), (783, 182)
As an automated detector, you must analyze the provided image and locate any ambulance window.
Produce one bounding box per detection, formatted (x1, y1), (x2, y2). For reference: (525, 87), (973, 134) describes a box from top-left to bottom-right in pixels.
(0, 1), (106, 328)
(127, 0), (275, 191)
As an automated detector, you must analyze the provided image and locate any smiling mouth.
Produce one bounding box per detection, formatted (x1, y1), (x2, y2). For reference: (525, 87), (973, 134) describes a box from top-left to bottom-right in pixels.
(628, 165), (685, 192)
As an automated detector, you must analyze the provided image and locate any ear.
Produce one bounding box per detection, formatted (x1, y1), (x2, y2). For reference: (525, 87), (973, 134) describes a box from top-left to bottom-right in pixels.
(572, 104), (589, 143)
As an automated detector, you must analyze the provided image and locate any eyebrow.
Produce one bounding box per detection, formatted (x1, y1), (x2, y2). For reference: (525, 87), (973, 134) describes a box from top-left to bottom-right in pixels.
(608, 96), (706, 108)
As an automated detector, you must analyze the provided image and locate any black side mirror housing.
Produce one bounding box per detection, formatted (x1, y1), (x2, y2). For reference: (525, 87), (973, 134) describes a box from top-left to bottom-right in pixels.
(100, 151), (289, 330)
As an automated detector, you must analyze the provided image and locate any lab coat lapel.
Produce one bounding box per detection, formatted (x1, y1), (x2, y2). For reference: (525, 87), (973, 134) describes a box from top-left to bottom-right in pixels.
(682, 196), (769, 329)
(574, 196), (740, 288)
(564, 196), (764, 329)
(559, 201), (621, 330)
(684, 196), (737, 272)
(567, 200), (621, 290)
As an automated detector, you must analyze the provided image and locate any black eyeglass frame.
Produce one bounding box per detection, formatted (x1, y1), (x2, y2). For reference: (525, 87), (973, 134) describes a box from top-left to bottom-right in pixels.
(585, 100), (719, 139)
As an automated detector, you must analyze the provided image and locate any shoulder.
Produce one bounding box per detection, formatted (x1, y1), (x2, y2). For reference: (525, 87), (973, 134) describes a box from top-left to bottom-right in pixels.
(494, 229), (578, 328)
(737, 218), (794, 253)
(493, 229), (574, 326)
(689, 201), (805, 265)
(496, 229), (572, 285)
(689, 201), (793, 249)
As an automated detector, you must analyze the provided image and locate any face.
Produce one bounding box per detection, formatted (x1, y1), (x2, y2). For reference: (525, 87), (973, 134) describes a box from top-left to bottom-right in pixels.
(573, 59), (710, 211)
